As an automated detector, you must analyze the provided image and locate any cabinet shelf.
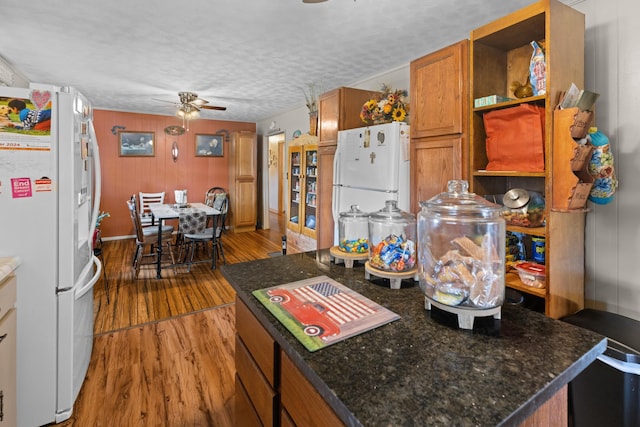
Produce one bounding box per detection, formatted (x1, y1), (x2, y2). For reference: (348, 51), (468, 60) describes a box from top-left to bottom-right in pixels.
(506, 225), (545, 237)
(473, 95), (545, 112)
(506, 272), (546, 298)
(473, 170), (546, 178)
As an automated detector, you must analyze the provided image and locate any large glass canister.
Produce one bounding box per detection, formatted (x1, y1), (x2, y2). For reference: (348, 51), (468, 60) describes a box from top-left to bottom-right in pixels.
(418, 180), (505, 309)
(338, 205), (370, 253)
(368, 200), (417, 272)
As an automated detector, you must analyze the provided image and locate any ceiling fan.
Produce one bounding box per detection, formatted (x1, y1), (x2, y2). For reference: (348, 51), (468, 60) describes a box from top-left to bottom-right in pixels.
(155, 91), (227, 131)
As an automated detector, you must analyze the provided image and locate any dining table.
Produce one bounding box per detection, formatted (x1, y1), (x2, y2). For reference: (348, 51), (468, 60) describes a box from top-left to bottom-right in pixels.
(148, 202), (221, 278)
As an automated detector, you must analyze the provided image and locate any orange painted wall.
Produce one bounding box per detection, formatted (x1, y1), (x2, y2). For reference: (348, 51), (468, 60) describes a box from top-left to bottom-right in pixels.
(93, 110), (255, 238)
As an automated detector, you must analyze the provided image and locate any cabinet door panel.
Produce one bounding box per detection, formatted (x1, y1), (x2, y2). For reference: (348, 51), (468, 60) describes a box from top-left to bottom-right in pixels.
(316, 145), (336, 250)
(236, 132), (257, 178)
(233, 180), (257, 229)
(410, 136), (462, 214)
(0, 309), (16, 427)
(410, 40), (468, 139)
(280, 350), (343, 427)
(235, 298), (276, 385)
(235, 374), (264, 427)
(235, 336), (276, 426)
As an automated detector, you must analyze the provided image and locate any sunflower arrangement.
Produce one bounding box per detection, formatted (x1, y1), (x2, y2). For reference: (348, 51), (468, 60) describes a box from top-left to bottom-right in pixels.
(360, 84), (409, 124)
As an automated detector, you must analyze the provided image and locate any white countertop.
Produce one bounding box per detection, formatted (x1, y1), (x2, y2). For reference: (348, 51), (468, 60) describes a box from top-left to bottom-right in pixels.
(0, 257), (21, 282)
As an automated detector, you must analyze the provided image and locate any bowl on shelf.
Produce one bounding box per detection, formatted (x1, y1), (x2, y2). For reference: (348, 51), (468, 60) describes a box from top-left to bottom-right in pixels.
(515, 262), (546, 288)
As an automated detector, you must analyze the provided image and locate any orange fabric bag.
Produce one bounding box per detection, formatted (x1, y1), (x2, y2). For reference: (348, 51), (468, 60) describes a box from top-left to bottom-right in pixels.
(483, 104), (545, 172)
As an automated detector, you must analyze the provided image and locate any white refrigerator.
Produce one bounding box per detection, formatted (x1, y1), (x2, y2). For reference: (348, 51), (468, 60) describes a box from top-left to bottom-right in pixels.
(0, 84), (102, 426)
(332, 122), (410, 243)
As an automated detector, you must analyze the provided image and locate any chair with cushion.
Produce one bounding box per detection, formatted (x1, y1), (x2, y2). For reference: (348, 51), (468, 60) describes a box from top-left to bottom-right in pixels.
(126, 197), (175, 278)
(211, 195), (228, 263)
(139, 191), (165, 226)
(177, 208), (213, 272)
(204, 187), (228, 233)
(204, 186), (225, 207)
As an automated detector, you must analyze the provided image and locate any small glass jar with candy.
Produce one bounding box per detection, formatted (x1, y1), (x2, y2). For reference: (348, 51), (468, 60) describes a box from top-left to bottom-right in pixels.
(368, 200), (416, 272)
(338, 205), (370, 254)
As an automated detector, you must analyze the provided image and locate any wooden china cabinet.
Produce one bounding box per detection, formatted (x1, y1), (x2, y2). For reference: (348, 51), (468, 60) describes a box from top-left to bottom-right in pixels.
(315, 87), (381, 250)
(286, 134), (318, 252)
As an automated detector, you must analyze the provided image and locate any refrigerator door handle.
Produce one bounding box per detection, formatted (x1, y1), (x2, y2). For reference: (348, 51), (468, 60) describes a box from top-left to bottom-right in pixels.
(87, 121), (102, 252)
(75, 256), (102, 299)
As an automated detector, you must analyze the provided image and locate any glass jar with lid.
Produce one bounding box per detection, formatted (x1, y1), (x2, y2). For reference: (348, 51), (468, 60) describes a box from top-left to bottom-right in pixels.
(338, 205), (370, 253)
(500, 188), (545, 227)
(368, 200), (417, 272)
(418, 180), (505, 309)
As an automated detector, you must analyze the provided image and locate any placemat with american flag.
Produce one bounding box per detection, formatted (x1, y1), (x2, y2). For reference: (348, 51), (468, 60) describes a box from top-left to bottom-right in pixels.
(253, 276), (400, 352)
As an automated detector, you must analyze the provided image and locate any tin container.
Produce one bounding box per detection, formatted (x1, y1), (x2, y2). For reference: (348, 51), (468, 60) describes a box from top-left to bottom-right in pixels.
(368, 200), (416, 272)
(418, 180), (505, 309)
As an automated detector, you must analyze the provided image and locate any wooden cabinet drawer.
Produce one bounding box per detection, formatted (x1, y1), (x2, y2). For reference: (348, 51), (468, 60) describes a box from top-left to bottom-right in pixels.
(0, 308), (17, 426)
(235, 374), (263, 427)
(0, 274), (16, 321)
(236, 297), (277, 386)
(235, 335), (277, 426)
(280, 350), (343, 427)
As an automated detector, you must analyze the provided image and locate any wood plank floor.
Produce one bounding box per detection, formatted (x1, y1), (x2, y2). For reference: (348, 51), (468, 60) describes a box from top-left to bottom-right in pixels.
(56, 213), (289, 426)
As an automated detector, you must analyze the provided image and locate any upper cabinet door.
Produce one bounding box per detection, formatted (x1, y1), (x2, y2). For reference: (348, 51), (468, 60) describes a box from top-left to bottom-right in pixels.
(410, 40), (468, 139)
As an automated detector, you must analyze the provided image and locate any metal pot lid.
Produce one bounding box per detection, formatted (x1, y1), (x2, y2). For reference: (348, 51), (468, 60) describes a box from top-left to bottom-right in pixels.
(503, 188), (530, 209)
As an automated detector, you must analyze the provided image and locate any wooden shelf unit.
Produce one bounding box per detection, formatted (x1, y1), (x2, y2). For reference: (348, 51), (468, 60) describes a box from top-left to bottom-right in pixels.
(469, 0), (585, 318)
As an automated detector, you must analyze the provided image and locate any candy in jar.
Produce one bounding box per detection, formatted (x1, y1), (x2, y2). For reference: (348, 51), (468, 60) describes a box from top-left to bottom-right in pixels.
(338, 205), (370, 253)
(368, 200), (417, 272)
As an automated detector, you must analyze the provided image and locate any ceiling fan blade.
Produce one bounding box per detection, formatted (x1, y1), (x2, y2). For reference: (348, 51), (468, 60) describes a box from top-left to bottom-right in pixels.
(190, 98), (209, 107)
(200, 105), (227, 111)
(152, 98), (180, 106)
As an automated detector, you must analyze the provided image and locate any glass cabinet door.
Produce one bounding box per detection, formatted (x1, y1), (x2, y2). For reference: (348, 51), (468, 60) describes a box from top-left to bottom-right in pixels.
(302, 147), (317, 237)
(288, 147), (302, 229)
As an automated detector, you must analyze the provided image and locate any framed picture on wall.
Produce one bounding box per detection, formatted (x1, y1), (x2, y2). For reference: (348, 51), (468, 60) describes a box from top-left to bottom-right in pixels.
(195, 134), (224, 157)
(119, 131), (155, 157)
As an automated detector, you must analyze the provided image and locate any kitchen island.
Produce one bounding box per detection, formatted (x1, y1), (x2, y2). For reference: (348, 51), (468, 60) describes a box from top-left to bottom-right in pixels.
(222, 250), (606, 426)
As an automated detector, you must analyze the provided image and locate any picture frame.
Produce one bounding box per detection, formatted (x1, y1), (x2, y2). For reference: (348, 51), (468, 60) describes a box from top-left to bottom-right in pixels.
(195, 134), (224, 157)
(119, 131), (155, 157)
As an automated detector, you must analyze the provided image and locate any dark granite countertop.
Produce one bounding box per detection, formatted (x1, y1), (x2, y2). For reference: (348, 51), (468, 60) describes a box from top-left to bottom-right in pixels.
(221, 250), (606, 427)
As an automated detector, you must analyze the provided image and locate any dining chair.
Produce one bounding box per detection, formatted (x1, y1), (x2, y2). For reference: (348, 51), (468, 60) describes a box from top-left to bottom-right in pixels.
(204, 186), (225, 206)
(93, 228), (109, 303)
(204, 187), (228, 233)
(139, 191), (165, 226)
(177, 208), (212, 272)
(126, 198), (175, 278)
(212, 196), (228, 263)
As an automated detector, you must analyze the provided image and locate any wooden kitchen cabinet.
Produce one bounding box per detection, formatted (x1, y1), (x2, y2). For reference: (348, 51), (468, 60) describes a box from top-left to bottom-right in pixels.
(286, 136), (318, 251)
(409, 40), (468, 213)
(316, 87), (380, 249)
(469, 0), (585, 318)
(228, 131), (258, 232)
(0, 273), (17, 426)
(235, 297), (343, 427)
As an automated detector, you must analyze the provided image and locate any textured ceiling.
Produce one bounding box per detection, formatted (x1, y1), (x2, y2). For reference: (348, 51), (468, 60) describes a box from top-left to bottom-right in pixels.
(0, 0), (537, 123)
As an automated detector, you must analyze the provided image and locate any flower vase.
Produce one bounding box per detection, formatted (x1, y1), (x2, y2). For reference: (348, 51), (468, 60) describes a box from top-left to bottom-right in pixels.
(373, 119), (391, 125)
(309, 111), (318, 136)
